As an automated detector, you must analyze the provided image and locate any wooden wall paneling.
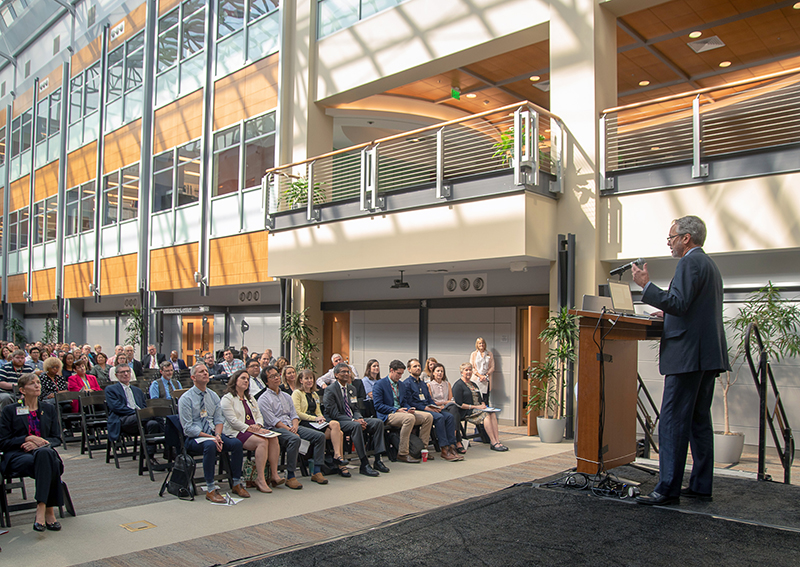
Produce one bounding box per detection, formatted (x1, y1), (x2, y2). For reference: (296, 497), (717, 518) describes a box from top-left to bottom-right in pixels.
(322, 312), (350, 371)
(32, 268), (56, 301)
(13, 86), (34, 119)
(108, 2), (148, 49)
(209, 232), (271, 286)
(104, 119), (142, 172)
(34, 161), (60, 202)
(0, 106), (7, 129)
(6, 274), (27, 303)
(0, 187), (4, 216)
(64, 261), (93, 298)
(153, 90), (204, 154)
(66, 141), (98, 188)
(159, 0), (181, 17)
(71, 36), (103, 78)
(149, 243), (198, 291)
(37, 65), (64, 99)
(213, 54), (279, 131)
(100, 254), (138, 296)
(9, 175), (30, 211)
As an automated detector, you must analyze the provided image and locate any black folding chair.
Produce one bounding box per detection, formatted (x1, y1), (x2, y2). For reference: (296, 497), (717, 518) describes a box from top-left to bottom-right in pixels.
(137, 406), (171, 481)
(55, 392), (83, 449)
(79, 392), (109, 458)
(0, 453), (76, 528)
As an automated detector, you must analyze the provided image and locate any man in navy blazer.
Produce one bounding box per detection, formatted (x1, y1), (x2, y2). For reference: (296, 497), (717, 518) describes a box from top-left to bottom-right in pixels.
(168, 350), (188, 371)
(106, 364), (164, 467)
(373, 360), (433, 463)
(632, 215), (729, 506)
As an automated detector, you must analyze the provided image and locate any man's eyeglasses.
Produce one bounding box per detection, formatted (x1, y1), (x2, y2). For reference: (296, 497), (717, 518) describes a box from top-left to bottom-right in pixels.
(666, 233), (687, 244)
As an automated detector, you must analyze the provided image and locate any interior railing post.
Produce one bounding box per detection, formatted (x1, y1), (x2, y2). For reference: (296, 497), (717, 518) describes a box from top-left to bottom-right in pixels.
(264, 173), (274, 230)
(435, 127), (450, 199)
(599, 114), (608, 190)
(692, 95), (708, 178)
(307, 161), (319, 222)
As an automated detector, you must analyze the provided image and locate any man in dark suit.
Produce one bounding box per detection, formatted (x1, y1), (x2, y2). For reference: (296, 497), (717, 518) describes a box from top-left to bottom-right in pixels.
(168, 350), (188, 371)
(141, 344), (167, 371)
(632, 215), (729, 506)
(106, 364), (164, 468)
(373, 360), (433, 463)
(323, 363), (389, 477)
(203, 352), (226, 381)
(123, 345), (144, 378)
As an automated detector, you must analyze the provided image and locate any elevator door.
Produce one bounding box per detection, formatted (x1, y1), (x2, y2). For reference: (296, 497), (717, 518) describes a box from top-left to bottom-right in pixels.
(182, 315), (213, 367)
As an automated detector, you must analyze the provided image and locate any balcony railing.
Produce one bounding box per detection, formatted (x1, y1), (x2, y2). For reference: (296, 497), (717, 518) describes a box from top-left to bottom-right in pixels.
(600, 68), (800, 192)
(263, 101), (564, 229)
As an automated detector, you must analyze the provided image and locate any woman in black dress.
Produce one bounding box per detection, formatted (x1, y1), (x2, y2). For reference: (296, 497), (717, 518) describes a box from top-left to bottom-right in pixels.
(451, 362), (507, 451)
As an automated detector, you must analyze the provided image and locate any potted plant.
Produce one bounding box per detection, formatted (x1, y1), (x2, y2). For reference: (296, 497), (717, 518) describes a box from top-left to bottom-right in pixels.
(5, 317), (27, 345)
(282, 174), (326, 208)
(123, 307), (145, 355)
(491, 127), (552, 170)
(717, 282), (800, 463)
(280, 308), (320, 370)
(526, 306), (580, 443)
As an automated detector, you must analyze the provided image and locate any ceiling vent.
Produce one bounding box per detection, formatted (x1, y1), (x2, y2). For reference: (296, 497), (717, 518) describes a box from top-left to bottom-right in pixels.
(688, 36), (725, 53)
(238, 288), (264, 304)
(532, 80), (550, 92)
(443, 274), (487, 296)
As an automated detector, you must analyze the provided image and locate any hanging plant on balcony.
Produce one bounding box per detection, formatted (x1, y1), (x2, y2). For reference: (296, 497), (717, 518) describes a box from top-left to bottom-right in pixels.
(282, 174), (326, 208)
(492, 127), (552, 168)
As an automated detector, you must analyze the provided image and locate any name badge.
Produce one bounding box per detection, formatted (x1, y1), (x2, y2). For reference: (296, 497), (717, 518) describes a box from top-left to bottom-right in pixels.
(16, 406), (30, 416)
(349, 396), (357, 404)
(200, 409), (208, 419)
(419, 393), (425, 400)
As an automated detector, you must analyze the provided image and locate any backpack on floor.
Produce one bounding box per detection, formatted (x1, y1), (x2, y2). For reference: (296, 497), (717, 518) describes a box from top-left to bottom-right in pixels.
(164, 451), (196, 500)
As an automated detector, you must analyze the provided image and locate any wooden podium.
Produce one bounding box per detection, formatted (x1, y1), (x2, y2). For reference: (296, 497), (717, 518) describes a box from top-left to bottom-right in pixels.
(572, 310), (663, 474)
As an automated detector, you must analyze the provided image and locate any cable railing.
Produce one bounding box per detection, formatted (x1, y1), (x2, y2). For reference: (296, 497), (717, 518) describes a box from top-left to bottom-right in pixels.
(600, 67), (800, 188)
(263, 101), (563, 226)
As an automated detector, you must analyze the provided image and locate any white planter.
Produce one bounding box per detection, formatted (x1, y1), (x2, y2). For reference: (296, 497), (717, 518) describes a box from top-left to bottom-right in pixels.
(537, 417), (566, 444)
(714, 431), (745, 464)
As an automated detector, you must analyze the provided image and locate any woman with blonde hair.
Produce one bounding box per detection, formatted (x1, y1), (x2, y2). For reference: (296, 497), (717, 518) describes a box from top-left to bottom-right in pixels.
(280, 365), (298, 394)
(422, 357), (438, 382)
(292, 369), (351, 477)
(469, 337), (494, 405)
(452, 362), (507, 451)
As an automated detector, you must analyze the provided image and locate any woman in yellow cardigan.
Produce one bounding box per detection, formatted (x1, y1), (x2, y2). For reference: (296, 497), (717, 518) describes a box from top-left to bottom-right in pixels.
(291, 369), (350, 476)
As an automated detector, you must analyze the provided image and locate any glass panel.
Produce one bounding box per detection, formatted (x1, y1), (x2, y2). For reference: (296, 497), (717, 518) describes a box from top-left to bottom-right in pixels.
(10, 120), (20, 158)
(218, 0), (245, 38)
(154, 151), (174, 172)
(125, 46), (144, 92)
(127, 30), (145, 53)
(106, 97), (124, 132)
(36, 98), (49, 142)
(318, 0), (358, 38)
(179, 53), (205, 95)
(249, 0), (278, 21)
(81, 182), (95, 232)
(107, 60), (123, 102)
(361, 0), (398, 19)
(84, 110), (100, 143)
(215, 30), (244, 76)
(159, 7), (179, 33)
(183, 0), (206, 17)
(7, 211), (16, 252)
(33, 201), (44, 245)
(156, 67), (178, 106)
(49, 89), (61, 136)
(153, 169), (174, 212)
(45, 197), (57, 242)
(177, 140), (202, 206)
(247, 11), (280, 61)
(85, 63), (101, 114)
(121, 164), (139, 220)
(182, 10), (206, 59)
(103, 171), (119, 226)
(124, 86), (143, 123)
(158, 26), (179, 72)
(244, 133), (274, 190)
(245, 112), (275, 140)
(68, 123), (82, 151)
(21, 110), (32, 152)
(69, 76), (83, 124)
(18, 209), (28, 249)
(0, 126), (5, 165)
(213, 145), (240, 196)
(214, 125), (240, 150)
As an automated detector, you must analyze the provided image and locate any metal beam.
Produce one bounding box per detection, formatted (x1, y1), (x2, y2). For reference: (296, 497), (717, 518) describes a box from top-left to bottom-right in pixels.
(49, 0), (75, 16)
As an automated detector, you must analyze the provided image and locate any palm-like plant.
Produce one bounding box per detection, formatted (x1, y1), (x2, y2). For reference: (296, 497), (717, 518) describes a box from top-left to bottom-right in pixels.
(280, 309), (320, 370)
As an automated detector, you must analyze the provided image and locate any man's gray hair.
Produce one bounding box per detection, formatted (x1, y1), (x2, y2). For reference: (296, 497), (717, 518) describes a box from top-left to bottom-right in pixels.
(191, 362), (207, 377)
(333, 362), (351, 376)
(673, 215), (707, 246)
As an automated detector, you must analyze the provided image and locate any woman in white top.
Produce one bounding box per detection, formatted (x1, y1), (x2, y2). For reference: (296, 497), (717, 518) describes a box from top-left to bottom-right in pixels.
(427, 363), (466, 454)
(469, 337), (494, 405)
(220, 369), (281, 493)
(107, 353), (126, 382)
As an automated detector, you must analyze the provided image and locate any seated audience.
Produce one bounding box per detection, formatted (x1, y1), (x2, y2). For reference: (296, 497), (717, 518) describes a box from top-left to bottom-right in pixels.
(219, 348), (245, 378)
(168, 350), (188, 371)
(316, 353), (359, 389)
(404, 358), (462, 461)
(275, 356), (289, 375)
(220, 369), (281, 493)
(323, 363), (390, 477)
(178, 363), (249, 502)
(0, 373), (65, 532)
(108, 354), (128, 382)
(422, 357), (439, 382)
(123, 345), (144, 378)
(40, 357), (68, 406)
(67, 360), (102, 412)
(89, 352), (111, 384)
(27, 346), (44, 374)
(373, 360), (433, 464)
(280, 365), (298, 394)
(427, 363), (466, 454)
(203, 352), (226, 381)
(105, 364), (165, 469)
(0, 349), (34, 408)
(142, 344), (166, 371)
(362, 359), (381, 398)
(244, 359), (267, 398)
(149, 361), (183, 400)
(292, 369), (350, 477)
(452, 363), (508, 452)
(257, 365), (328, 488)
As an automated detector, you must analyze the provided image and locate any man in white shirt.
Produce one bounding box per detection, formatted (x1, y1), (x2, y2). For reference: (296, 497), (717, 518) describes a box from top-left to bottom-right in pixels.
(316, 353), (358, 389)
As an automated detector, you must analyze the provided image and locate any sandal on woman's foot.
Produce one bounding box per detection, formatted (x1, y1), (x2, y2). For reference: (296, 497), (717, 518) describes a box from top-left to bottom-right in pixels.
(268, 477), (285, 488)
(455, 445), (467, 454)
(490, 443), (509, 452)
(339, 466), (351, 478)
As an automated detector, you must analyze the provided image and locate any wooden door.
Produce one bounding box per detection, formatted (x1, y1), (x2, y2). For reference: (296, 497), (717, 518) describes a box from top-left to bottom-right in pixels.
(182, 315), (214, 367)
(518, 306), (549, 434)
(322, 312), (350, 368)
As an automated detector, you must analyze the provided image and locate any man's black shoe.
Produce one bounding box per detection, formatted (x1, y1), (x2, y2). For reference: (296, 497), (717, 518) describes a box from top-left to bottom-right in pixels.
(681, 487), (713, 502)
(359, 464), (379, 477)
(635, 491), (679, 506)
(373, 460), (390, 473)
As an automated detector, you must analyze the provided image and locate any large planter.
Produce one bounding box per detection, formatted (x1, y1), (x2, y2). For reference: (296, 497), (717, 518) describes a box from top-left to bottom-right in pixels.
(537, 417), (566, 444)
(714, 431), (745, 464)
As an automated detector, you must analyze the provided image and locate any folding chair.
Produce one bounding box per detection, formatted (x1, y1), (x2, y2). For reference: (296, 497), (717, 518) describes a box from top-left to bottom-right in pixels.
(137, 406), (171, 481)
(79, 392), (109, 458)
(55, 392), (83, 449)
(0, 455), (76, 528)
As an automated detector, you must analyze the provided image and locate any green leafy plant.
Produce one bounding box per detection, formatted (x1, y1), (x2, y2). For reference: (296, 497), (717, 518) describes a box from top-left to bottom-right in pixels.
(720, 282), (800, 434)
(123, 307), (145, 353)
(280, 308), (320, 370)
(283, 174), (326, 208)
(5, 317), (27, 345)
(526, 306), (580, 420)
(492, 127), (552, 168)
(42, 317), (61, 344)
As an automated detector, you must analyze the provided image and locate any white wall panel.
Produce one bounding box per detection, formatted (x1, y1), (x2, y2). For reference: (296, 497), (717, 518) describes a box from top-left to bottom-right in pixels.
(349, 309), (419, 378)
(226, 313), (282, 356)
(119, 220), (139, 255)
(211, 194), (240, 237)
(175, 204), (201, 244)
(101, 226), (118, 258)
(85, 317), (118, 352)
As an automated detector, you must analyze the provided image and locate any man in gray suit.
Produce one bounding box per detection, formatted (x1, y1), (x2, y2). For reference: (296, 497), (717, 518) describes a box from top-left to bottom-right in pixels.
(632, 215), (729, 505)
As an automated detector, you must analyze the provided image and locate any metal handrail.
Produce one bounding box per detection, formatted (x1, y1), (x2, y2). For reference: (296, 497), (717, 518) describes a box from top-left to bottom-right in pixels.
(744, 322), (795, 484)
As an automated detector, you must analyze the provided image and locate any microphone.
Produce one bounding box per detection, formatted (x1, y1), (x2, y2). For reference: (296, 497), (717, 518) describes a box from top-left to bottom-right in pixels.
(609, 258), (644, 276)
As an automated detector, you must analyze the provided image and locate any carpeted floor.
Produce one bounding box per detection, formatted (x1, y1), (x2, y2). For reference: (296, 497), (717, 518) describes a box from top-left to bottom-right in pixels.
(238, 467), (800, 567)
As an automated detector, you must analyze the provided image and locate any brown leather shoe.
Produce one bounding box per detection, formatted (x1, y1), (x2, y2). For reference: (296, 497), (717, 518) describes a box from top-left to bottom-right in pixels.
(441, 448), (458, 461)
(268, 477), (286, 488)
(205, 489), (225, 503)
(397, 453), (421, 463)
(310, 472), (328, 485)
(232, 484), (251, 498)
(450, 445), (465, 461)
(285, 477), (303, 489)
(246, 480), (257, 488)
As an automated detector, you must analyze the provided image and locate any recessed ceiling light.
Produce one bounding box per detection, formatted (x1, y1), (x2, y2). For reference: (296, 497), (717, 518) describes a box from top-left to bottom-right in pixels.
(529, 76), (540, 82)
(465, 93), (477, 98)
(651, 147), (660, 151)
(794, 2), (800, 9)
(719, 61), (732, 67)
(689, 31), (702, 39)
(639, 80), (650, 86)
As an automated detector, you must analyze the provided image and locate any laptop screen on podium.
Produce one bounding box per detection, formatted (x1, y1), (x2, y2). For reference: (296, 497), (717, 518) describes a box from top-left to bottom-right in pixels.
(607, 280), (636, 315)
